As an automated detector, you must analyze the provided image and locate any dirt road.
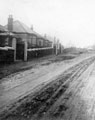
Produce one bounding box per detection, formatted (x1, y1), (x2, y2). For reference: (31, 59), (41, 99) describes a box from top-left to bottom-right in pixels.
(0, 53), (95, 120)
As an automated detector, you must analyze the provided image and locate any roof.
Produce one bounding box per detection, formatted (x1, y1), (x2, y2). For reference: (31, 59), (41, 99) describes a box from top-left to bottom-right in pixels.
(34, 32), (45, 39)
(13, 21), (47, 39)
(5, 20), (37, 35)
(0, 25), (16, 37)
(43, 35), (54, 42)
(0, 25), (8, 32)
(5, 20), (52, 42)
(6, 20), (47, 38)
(11, 20), (36, 34)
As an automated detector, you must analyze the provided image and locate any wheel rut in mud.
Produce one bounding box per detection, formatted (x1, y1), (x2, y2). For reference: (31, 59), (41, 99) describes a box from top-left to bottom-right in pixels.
(0, 57), (95, 120)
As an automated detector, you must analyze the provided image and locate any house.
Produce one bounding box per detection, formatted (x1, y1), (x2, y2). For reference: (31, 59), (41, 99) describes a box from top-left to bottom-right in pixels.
(6, 15), (53, 61)
(0, 25), (17, 63)
(0, 15), (63, 63)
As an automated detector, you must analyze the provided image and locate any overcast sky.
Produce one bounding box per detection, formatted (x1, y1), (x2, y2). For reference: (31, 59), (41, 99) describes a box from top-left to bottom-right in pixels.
(0, 0), (95, 47)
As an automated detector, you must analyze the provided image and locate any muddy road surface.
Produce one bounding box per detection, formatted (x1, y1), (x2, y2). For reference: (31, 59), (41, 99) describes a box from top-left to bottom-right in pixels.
(0, 54), (95, 120)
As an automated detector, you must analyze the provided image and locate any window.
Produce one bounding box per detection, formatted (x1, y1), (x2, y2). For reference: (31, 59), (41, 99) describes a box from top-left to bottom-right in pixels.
(0, 36), (10, 47)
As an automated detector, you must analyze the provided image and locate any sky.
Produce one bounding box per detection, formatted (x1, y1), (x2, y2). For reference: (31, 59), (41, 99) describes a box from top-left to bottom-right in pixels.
(0, 0), (95, 48)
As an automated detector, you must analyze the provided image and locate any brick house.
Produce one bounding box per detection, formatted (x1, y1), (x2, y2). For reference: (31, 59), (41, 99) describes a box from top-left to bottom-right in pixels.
(0, 25), (16, 63)
(6, 15), (53, 61)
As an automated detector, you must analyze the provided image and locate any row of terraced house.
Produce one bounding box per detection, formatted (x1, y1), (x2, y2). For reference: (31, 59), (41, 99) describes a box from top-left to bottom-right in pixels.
(0, 15), (64, 63)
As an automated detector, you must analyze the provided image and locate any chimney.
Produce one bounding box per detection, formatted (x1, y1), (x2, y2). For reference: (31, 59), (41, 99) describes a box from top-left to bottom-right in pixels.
(8, 15), (13, 32)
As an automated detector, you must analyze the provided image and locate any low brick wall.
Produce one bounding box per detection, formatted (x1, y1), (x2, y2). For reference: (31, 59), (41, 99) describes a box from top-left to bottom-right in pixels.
(27, 48), (53, 60)
(0, 49), (14, 63)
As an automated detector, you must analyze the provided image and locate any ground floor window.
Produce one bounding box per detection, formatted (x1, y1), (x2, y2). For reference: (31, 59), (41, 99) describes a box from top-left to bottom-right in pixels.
(0, 36), (12, 47)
